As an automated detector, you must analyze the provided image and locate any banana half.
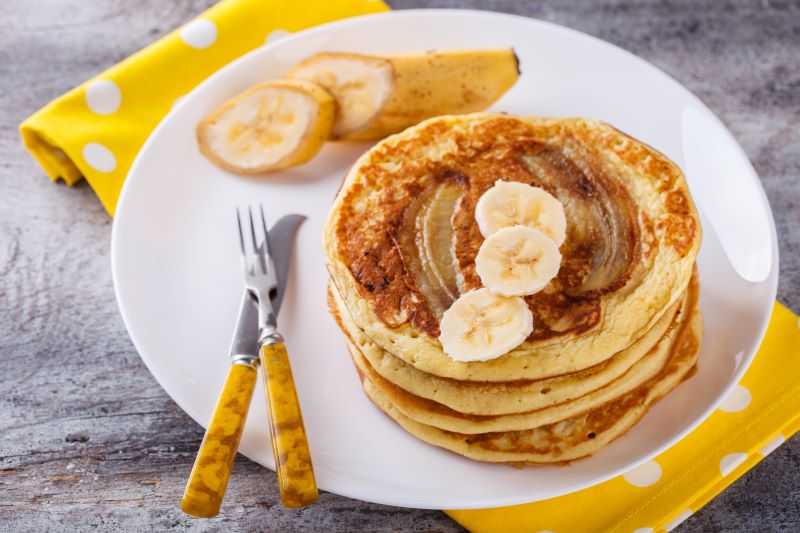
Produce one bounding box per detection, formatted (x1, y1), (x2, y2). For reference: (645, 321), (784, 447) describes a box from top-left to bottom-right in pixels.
(197, 79), (335, 174)
(287, 49), (519, 141)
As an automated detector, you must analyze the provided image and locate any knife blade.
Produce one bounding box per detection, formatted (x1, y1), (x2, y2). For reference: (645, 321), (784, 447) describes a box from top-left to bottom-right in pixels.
(268, 214), (306, 316)
(227, 214), (306, 360)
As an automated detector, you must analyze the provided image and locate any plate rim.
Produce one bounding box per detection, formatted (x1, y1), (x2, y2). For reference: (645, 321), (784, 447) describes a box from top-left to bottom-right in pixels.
(111, 8), (780, 509)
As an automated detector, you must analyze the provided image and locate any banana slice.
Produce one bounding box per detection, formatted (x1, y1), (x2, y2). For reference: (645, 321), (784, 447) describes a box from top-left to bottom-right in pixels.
(475, 225), (562, 296)
(439, 288), (533, 362)
(475, 180), (567, 245)
(285, 53), (394, 139)
(197, 80), (335, 174)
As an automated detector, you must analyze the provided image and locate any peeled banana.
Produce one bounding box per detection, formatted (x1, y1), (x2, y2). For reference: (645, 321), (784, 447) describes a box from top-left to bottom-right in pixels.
(475, 180), (567, 246)
(197, 79), (335, 174)
(475, 225), (562, 296)
(286, 49), (519, 141)
(438, 288), (533, 362)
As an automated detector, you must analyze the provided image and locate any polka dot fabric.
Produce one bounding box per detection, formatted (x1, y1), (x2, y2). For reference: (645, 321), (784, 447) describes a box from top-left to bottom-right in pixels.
(19, 0), (389, 216)
(447, 303), (800, 533)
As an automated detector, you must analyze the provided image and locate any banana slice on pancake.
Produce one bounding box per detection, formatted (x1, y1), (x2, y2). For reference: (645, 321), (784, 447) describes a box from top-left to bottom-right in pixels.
(197, 79), (335, 174)
(475, 180), (567, 245)
(475, 225), (562, 296)
(439, 288), (533, 362)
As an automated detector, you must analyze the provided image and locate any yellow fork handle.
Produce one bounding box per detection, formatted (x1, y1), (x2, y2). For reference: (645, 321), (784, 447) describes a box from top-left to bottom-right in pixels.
(260, 342), (319, 508)
(181, 362), (257, 518)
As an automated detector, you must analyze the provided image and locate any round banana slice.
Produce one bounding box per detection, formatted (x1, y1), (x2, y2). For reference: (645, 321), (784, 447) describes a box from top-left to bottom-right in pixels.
(475, 180), (567, 245)
(197, 79), (335, 174)
(439, 288), (533, 362)
(286, 52), (394, 139)
(475, 225), (562, 296)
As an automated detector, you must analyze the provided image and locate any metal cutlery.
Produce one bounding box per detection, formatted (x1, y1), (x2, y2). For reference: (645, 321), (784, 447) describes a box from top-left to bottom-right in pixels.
(181, 209), (316, 517)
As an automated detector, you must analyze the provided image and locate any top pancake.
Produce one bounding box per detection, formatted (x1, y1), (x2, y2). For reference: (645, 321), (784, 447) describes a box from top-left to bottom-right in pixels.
(324, 114), (701, 381)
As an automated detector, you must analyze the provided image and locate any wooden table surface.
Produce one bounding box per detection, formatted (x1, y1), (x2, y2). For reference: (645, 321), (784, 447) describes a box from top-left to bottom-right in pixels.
(1, 0), (798, 531)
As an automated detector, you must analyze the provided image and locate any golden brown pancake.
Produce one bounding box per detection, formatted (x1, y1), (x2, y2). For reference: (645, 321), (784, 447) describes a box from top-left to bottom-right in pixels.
(324, 114), (701, 381)
(358, 296), (702, 464)
(329, 281), (686, 415)
(346, 272), (698, 434)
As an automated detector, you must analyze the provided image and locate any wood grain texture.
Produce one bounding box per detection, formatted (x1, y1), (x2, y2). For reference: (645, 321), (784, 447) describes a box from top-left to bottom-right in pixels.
(0, 0), (798, 531)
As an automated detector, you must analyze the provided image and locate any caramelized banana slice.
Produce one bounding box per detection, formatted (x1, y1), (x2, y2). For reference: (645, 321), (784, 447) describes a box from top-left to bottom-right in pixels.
(197, 80), (335, 174)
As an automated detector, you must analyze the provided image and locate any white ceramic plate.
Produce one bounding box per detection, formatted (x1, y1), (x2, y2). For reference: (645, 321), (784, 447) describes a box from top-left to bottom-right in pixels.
(112, 10), (778, 509)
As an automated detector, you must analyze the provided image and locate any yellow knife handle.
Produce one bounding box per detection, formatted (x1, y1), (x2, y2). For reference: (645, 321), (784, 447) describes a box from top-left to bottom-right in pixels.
(260, 342), (319, 508)
(181, 362), (257, 518)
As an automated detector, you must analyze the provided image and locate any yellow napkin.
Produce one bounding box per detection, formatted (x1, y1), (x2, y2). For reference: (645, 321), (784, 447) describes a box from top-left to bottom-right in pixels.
(447, 302), (800, 533)
(20, 2), (797, 530)
(19, 0), (389, 216)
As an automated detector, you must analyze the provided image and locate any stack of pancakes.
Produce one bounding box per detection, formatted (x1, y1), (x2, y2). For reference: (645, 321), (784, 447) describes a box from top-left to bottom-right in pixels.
(323, 114), (703, 464)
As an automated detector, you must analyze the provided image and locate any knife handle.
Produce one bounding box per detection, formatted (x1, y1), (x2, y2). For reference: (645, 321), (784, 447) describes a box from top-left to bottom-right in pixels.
(260, 341), (318, 508)
(181, 362), (257, 518)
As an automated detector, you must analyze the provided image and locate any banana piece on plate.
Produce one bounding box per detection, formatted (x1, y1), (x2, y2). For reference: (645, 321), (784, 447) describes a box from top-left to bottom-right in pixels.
(285, 49), (519, 141)
(439, 288), (533, 362)
(475, 180), (567, 245)
(286, 53), (393, 140)
(475, 225), (562, 296)
(197, 79), (335, 174)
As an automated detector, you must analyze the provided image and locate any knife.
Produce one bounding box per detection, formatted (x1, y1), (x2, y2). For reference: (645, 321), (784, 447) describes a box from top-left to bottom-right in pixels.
(181, 214), (305, 518)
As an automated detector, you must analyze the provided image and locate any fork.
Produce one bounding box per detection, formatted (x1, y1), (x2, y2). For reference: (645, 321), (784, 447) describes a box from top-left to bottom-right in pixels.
(238, 205), (318, 508)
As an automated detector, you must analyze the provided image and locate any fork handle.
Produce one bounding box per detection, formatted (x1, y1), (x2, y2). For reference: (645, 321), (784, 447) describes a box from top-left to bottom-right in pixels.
(260, 341), (318, 508)
(181, 362), (257, 517)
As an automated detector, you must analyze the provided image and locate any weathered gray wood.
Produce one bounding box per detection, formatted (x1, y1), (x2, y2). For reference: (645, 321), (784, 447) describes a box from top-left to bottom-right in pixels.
(0, 0), (798, 531)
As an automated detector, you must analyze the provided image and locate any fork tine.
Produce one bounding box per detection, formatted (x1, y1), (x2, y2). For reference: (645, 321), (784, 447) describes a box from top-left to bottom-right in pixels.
(248, 206), (268, 274)
(235, 208), (246, 256)
(247, 206), (259, 254)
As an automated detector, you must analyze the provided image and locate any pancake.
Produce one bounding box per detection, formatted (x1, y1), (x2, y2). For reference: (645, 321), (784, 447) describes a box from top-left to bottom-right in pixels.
(347, 272), (698, 433)
(358, 297), (702, 464)
(324, 114), (701, 381)
(330, 281), (687, 415)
